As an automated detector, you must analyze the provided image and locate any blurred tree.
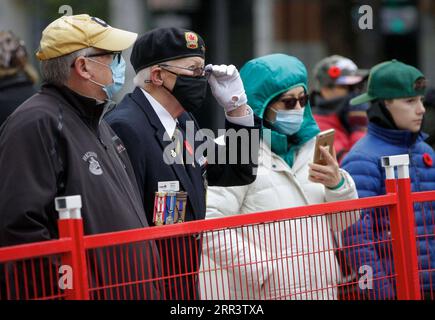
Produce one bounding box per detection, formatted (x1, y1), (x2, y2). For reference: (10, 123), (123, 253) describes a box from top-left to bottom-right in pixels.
(16, 0), (109, 72)
(192, 0), (254, 132)
(380, 0), (419, 66)
(27, 0), (109, 22)
(321, 0), (354, 58)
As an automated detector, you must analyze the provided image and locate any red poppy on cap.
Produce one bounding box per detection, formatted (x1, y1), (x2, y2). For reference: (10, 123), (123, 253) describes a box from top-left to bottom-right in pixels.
(328, 66), (342, 79)
(423, 153), (433, 167)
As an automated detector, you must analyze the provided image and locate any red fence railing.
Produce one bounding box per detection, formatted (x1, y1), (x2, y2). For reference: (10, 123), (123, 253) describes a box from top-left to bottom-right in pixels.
(0, 155), (434, 300)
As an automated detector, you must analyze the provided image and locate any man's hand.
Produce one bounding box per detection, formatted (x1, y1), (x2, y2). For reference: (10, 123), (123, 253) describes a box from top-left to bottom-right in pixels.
(308, 146), (342, 189)
(206, 64), (248, 114)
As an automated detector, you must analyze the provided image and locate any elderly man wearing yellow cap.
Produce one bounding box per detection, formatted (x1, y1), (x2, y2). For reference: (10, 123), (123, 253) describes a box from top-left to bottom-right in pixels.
(0, 15), (162, 299)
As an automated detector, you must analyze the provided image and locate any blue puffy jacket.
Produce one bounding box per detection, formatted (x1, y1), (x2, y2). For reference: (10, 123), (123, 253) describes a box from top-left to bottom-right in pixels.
(341, 123), (435, 298)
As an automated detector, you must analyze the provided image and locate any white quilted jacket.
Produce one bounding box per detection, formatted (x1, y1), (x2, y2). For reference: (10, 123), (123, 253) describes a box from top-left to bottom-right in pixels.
(199, 139), (359, 300)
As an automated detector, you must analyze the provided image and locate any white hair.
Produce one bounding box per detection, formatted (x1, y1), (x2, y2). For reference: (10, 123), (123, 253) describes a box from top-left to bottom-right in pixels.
(40, 47), (100, 86)
(133, 58), (184, 88)
(133, 67), (151, 88)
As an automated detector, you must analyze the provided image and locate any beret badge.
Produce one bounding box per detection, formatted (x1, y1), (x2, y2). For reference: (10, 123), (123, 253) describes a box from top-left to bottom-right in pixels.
(185, 32), (199, 49)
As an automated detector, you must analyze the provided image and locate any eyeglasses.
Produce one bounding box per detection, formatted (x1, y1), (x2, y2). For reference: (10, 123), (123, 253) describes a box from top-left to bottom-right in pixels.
(86, 51), (122, 64)
(278, 94), (310, 109)
(158, 63), (206, 77)
(70, 51), (122, 68)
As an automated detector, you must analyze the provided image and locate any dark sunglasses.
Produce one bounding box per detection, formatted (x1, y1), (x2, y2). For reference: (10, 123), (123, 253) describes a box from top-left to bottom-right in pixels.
(70, 51), (122, 68)
(278, 94), (310, 109)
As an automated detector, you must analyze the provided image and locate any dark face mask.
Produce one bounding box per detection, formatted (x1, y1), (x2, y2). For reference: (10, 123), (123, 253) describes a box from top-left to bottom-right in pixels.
(164, 74), (208, 113)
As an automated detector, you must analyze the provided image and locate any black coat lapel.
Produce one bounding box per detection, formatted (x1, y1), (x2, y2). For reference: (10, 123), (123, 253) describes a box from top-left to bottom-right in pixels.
(130, 88), (203, 218)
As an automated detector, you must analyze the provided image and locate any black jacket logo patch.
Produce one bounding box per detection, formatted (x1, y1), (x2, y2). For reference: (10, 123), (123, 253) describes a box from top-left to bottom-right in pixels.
(82, 152), (103, 176)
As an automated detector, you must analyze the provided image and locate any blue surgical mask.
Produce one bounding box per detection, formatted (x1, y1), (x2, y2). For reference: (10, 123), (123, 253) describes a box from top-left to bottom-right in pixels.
(270, 107), (305, 136)
(88, 55), (126, 101)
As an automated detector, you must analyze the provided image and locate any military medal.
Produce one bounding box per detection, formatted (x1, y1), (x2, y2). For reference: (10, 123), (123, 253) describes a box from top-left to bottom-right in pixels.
(153, 192), (166, 226)
(165, 192), (176, 225)
(176, 192), (188, 223)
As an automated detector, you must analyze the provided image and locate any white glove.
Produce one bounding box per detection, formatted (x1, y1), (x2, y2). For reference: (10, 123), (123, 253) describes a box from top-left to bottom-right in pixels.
(206, 64), (248, 113)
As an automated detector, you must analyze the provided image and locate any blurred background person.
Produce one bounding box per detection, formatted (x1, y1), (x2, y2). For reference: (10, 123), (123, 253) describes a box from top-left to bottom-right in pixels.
(311, 55), (369, 163)
(0, 31), (38, 126)
(200, 54), (359, 300)
(341, 60), (435, 300)
(1, 0), (433, 136)
(422, 88), (435, 150)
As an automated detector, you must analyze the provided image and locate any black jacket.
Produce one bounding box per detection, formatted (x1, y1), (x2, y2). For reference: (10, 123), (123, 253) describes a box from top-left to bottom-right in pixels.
(0, 72), (36, 127)
(106, 87), (260, 299)
(0, 84), (162, 299)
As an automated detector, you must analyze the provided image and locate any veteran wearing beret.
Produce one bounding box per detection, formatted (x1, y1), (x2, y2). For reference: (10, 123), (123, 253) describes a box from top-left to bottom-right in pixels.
(106, 27), (261, 299)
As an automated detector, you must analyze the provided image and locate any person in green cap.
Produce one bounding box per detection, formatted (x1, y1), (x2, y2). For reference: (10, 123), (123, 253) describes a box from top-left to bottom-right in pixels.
(341, 59), (435, 300)
(199, 54), (359, 300)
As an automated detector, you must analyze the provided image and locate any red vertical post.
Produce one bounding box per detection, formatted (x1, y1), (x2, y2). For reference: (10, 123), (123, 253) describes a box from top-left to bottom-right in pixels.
(384, 167), (409, 299)
(382, 155), (421, 300)
(396, 176), (421, 300)
(56, 196), (90, 300)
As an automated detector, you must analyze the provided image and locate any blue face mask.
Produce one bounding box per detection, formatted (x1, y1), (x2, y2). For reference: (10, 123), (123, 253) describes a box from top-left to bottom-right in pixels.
(270, 107), (305, 136)
(88, 55), (126, 101)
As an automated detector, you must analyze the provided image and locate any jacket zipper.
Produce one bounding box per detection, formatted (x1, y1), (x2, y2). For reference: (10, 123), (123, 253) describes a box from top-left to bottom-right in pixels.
(102, 132), (145, 223)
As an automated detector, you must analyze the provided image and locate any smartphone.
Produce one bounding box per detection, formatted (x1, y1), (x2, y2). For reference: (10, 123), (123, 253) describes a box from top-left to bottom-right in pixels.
(313, 129), (335, 165)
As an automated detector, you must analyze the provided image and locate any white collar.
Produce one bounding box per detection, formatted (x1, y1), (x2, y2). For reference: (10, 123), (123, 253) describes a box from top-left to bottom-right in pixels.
(140, 88), (177, 138)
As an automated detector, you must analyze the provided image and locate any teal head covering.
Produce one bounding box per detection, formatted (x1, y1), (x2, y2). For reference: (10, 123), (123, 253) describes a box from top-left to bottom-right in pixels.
(240, 54), (320, 167)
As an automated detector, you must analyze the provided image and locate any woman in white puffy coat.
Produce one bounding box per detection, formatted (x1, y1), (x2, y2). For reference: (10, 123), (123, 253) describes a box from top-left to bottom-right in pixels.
(199, 54), (359, 300)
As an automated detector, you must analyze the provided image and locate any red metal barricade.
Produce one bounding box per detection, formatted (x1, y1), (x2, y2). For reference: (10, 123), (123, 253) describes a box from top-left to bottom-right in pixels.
(0, 240), (70, 300)
(411, 191), (435, 300)
(199, 205), (392, 300)
(0, 155), (434, 300)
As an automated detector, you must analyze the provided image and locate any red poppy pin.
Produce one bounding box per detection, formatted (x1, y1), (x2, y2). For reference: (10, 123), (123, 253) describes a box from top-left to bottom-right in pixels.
(184, 140), (194, 156)
(423, 153), (433, 167)
(328, 66), (341, 79)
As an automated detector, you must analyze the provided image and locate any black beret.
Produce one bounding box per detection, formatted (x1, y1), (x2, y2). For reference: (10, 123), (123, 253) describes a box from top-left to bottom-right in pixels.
(131, 27), (206, 73)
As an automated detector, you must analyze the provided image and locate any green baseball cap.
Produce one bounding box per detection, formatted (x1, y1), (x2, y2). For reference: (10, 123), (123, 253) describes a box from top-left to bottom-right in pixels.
(350, 59), (427, 106)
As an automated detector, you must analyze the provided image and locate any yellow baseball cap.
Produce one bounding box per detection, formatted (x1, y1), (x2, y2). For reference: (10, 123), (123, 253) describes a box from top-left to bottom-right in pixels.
(36, 14), (138, 61)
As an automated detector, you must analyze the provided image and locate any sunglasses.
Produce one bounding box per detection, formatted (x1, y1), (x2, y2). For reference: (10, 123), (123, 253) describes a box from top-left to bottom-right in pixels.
(277, 94), (310, 109)
(158, 63), (206, 78)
